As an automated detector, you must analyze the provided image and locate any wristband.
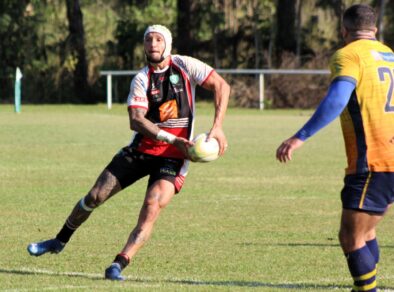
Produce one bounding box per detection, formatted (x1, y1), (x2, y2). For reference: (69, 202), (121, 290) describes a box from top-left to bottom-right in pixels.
(156, 130), (176, 144)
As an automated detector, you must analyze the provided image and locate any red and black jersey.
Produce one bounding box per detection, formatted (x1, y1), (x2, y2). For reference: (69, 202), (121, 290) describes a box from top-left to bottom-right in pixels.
(127, 55), (214, 160)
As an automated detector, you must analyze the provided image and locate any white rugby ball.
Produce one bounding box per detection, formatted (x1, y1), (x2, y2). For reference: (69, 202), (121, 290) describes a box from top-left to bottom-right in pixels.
(188, 133), (220, 162)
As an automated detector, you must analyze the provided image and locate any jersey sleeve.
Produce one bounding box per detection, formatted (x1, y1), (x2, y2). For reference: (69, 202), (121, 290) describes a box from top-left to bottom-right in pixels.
(294, 80), (355, 141)
(173, 55), (214, 85)
(329, 48), (359, 85)
(127, 72), (149, 109)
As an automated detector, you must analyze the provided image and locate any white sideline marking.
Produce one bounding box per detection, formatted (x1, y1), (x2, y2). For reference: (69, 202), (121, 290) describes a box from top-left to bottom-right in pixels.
(18, 267), (103, 279)
(3, 267), (394, 291)
(4, 285), (90, 291)
(15, 267), (151, 283)
(1, 267), (160, 291)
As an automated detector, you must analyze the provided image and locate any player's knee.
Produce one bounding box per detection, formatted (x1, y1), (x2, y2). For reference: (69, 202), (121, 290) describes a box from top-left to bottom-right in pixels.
(338, 229), (347, 246)
(78, 196), (96, 212)
(339, 233), (352, 252)
(338, 225), (352, 239)
(143, 196), (161, 220)
(84, 191), (106, 209)
(338, 229), (362, 252)
(144, 197), (160, 211)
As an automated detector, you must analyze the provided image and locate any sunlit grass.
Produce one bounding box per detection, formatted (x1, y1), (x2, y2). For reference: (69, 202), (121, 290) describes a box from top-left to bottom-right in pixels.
(1, 104), (393, 291)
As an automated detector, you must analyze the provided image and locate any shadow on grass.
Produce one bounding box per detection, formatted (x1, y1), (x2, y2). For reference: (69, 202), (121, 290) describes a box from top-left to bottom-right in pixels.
(1, 267), (393, 291)
(238, 242), (394, 249)
(166, 278), (350, 290)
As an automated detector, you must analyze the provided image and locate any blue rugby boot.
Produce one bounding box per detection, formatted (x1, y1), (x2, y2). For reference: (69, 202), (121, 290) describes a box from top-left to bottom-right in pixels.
(27, 238), (65, 256)
(105, 263), (125, 281)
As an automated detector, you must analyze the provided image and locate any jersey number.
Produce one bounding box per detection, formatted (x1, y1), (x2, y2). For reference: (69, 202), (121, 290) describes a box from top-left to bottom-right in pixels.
(378, 67), (394, 112)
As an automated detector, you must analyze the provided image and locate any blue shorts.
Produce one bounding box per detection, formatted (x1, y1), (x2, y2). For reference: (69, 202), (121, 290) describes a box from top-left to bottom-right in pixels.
(341, 172), (394, 213)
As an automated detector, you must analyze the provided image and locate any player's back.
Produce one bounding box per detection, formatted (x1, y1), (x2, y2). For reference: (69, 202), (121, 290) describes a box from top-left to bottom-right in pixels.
(331, 39), (394, 174)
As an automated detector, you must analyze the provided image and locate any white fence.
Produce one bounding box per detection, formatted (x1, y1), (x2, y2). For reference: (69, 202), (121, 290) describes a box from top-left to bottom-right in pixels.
(99, 69), (330, 110)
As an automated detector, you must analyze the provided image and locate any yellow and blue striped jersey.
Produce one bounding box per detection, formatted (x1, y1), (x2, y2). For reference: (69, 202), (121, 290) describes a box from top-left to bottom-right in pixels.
(329, 39), (394, 174)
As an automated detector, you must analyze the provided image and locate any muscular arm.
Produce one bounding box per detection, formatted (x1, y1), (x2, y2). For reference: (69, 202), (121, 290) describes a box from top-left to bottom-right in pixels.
(128, 107), (160, 140)
(128, 107), (193, 156)
(201, 70), (231, 155)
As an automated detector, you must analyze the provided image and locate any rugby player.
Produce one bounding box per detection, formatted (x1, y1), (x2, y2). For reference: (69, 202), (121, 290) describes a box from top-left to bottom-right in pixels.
(27, 24), (230, 281)
(276, 4), (394, 292)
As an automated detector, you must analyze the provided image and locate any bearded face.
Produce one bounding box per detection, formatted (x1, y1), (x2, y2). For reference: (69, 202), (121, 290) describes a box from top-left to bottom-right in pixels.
(144, 32), (166, 64)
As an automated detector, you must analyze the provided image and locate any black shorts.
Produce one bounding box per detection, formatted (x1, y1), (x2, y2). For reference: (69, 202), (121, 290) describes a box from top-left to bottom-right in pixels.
(341, 172), (394, 213)
(105, 147), (185, 193)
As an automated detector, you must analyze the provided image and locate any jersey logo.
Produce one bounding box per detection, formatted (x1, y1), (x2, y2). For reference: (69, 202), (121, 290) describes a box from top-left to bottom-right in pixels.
(151, 89), (160, 95)
(150, 79), (161, 101)
(160, 167), (176, 176)
(159, 99), (178, 121)
(132, 96), (148, 103)
(169, 74), (179, 84)
(371, 50), (394, 62)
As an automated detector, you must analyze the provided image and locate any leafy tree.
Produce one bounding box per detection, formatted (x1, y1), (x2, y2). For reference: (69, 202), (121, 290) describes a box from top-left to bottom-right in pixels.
(1, 0), (393, 105)
(114, 0), (176, 70)
(0, 1), (38, 100)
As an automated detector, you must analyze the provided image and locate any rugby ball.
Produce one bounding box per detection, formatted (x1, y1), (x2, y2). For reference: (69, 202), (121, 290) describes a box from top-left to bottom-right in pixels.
(188, 133), (220, 162)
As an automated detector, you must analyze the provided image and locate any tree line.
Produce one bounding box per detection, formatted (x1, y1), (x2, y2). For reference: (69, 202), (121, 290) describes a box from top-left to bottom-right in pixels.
(1, 0), (393, 107)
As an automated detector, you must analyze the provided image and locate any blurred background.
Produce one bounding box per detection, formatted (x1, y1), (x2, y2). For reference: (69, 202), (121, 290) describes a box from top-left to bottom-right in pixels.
(1, 0), (393, 108)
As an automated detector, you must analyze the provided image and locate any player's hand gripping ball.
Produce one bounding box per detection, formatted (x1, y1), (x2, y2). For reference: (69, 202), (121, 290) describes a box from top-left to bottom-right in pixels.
(188, 133), (220, 162)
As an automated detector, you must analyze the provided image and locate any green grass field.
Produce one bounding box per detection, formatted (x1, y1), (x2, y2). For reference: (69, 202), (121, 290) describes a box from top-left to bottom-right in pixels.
(1, 104), (394, 291)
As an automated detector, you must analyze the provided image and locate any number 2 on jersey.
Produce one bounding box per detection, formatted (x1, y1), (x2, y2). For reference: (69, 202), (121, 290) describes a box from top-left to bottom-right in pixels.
(378, 67), (394, 112)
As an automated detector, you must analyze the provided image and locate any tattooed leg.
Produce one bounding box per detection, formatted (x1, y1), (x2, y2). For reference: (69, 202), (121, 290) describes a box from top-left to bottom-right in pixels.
(27, 169), (123, 256)
(118, 179), (175, 261)
(56, 169), (122, 243)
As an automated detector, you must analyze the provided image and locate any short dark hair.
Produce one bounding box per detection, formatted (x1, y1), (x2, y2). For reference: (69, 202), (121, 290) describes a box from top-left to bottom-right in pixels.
(343, 4), (376, 31)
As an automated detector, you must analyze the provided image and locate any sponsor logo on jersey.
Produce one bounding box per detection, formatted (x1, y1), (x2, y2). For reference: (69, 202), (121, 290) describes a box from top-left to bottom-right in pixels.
(371, 50), (394, 62)
(380, 52), (394, 62)
(159, 99), (178, 121)
(160, 167), (176, 176)
(151, 89), (160, 95)
(132, 96), (148, 103)
(169, 74), (179, 84)
(173, 85), (184, 93)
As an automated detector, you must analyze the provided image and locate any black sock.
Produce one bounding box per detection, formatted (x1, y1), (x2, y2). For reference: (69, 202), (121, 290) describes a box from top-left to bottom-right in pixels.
(55, 223), (76, 243)
(114, 253), (130, 270)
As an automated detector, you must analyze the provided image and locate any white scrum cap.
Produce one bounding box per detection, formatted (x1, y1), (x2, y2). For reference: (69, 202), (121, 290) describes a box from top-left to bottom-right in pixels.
(144, 24), (172, 59)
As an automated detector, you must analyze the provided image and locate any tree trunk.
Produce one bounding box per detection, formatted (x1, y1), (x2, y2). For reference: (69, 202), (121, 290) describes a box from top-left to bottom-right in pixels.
(330, 0), (344, 44)
(65, 0), (91, 103)
(295, 0), (303, 66)
(377, 0), (386, 42)
(275, 0), (297, 66)
(249, 0), (262, 68)
(177, 0), (192, 55)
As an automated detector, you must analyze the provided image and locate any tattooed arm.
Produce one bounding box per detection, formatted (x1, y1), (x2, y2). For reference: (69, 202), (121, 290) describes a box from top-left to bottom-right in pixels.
(129, 107), (161, 140)
(128, 107), (193, 155)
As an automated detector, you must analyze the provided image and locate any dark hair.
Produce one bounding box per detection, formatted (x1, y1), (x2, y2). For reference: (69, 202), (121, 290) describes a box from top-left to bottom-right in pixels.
(343, 4), (376, 31)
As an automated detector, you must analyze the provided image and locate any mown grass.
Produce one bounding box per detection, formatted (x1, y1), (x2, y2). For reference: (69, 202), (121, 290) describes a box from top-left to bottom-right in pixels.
(0, 104), (393, 291)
